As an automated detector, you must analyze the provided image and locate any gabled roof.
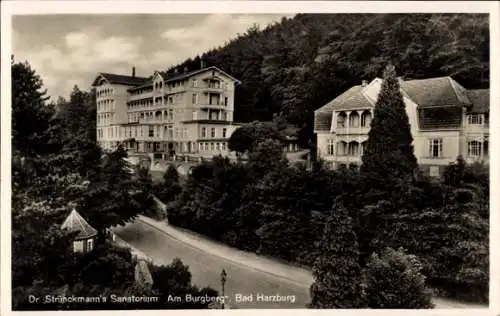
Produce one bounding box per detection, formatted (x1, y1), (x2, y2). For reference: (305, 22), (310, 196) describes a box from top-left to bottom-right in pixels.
(466, 89), (489, 113)
(92, 73), (149, 87)
(314, 76), (488, 132)
(314, 86), (363, 131)
(400, 77), (471, 108)
(61, 209), (98, 240)
(127, 79), (153, 92)
(161, 66), (241, 84)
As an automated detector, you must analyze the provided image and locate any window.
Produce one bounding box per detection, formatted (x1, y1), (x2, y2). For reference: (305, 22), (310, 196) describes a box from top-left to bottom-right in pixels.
(222, 142), (226, 151)
(193, 80), (198, 88)
(216, 143), (220, 151)
(337, 113), (346, 128)
(175, 128), (180, 139)
(429, 138), (443, 158)
(222, 128), (227, 138)
(140, 128), (143, 136)
(361, 111), (372, 127)
(211, 128), (216, 138)
(168, 127), (173, 139)
(224, 97), (228, 106)
(327, 139), (335, 155)
(199, 143), (203, 151)
(156, 126), (160, 138)
(210, 143), (215, 151)
(128, 128), (132, 138)
(87, 239), (94, 252)
(193, 111), (198, 120)
(149, 126), (154, 137)
(468, 114), (482, 125)
(201, 127), (206, 138)
(468, 140), (482, 157)
(192, 93), (198, 104)
(73, 240), (84, 253)
(183, 128), (188, 138)
(205, 143), (209, 150)
(134, 127), (137, 137)
(169, 97), (173, 104)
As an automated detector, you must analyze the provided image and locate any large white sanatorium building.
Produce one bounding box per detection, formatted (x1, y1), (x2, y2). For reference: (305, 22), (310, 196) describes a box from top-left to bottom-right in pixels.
(314, 76), (489, 176)
(92, 65), (241, 160)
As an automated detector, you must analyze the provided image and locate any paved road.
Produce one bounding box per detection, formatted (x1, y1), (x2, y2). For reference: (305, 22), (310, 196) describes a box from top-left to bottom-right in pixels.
(113, 220), (309, 309)
(113, 218), (488, 310)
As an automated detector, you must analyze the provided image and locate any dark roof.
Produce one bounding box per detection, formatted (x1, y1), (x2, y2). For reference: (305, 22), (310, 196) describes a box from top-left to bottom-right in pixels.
(466, 89), (489, 113)
(314, 86), (363, 131)
(127, 79), (153, 91)
(401, 77), (471, 108)
(159, 66), (241, 84)
(61, 209), (98, 240)
(93, 73), (149, 87)
(314, 76), (488, 132)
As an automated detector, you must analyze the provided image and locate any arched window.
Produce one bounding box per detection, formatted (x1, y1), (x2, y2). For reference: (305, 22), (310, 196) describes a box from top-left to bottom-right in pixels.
(349, 112), (360, 128)
(337, 112), (347, 128)
(361, 110), (372, 127)
(348, 141), (360, 156)
(361, 141), (367, 156)
(337, 141), (347, 156)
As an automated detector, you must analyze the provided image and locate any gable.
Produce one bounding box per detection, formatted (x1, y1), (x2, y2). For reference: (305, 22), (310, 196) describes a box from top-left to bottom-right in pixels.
(92, 74), (109, 87)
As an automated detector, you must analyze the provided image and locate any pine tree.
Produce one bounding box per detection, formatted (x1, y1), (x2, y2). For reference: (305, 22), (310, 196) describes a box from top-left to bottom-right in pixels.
(309, 201), (367, 308)
(80, 145), (141, 237)
(11, 59), (56, 157)
(360, 63), (418, 194)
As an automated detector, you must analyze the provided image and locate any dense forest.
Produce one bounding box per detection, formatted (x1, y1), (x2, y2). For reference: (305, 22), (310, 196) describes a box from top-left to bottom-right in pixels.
(164, 13), (489, 147)
(11, 60), (218, 310)
(163, 65), (489, 306)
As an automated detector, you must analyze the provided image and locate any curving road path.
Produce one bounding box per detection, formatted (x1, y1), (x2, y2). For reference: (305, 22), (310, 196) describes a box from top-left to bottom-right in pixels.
(112, 218), (309, 309)
(112, 216), (488, 310)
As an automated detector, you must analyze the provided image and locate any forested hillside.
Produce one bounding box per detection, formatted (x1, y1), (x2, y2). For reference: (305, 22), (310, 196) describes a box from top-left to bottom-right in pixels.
(165, 13), (489, 147)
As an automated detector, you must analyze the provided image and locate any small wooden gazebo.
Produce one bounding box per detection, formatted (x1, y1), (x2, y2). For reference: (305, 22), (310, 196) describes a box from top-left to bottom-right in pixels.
(61, 209), (98, 254)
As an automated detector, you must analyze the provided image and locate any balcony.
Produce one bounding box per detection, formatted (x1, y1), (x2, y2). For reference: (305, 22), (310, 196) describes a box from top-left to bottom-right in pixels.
(200, 85), (226, 93)
(334, 155), (362, 165)
(464, 123), (489, 134)
(128, 92), (154, 102)
(335, 126), (370, 135)
(199, 102), (227, 110)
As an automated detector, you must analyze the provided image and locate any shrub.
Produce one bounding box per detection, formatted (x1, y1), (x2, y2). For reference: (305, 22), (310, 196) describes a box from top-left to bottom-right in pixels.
(363, 247), (434, 309)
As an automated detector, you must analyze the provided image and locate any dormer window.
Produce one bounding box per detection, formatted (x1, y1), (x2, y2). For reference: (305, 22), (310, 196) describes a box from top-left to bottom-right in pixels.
(468, 114), (482, 125)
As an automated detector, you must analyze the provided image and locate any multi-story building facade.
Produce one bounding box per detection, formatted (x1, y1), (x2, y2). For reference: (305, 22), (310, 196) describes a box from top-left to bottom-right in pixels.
(92, 66), (241, 160)
(314, 76), (489, 176)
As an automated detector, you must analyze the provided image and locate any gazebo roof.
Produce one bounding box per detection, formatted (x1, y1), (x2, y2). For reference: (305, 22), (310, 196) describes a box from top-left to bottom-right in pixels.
(61, 209), (98, 240)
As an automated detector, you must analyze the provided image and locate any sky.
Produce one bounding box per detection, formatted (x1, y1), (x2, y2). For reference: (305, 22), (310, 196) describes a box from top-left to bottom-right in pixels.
(12, 14), (291, 100)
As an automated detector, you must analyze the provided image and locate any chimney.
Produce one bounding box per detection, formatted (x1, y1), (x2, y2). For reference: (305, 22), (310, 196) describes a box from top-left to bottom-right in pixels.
(361, 80), (368, 87)
(200, 59), (206, 69)
(132, 66), (136, 78)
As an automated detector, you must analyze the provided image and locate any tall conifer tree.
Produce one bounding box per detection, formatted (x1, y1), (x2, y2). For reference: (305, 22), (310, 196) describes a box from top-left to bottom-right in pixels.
(360, 63), (418, 191)
(309, 201), (366, 308)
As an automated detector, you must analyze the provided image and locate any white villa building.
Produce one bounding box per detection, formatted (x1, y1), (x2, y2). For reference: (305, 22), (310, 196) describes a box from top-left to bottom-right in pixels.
(314, 76), (489, 176)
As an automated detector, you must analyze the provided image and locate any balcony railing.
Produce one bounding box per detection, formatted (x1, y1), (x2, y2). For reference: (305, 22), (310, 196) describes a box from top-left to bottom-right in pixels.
(335, 126), (370, 134)
(199, 102), (227, 110)
(128, 91), (154, 102)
